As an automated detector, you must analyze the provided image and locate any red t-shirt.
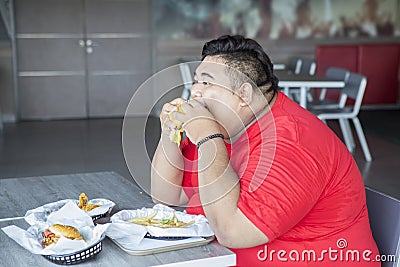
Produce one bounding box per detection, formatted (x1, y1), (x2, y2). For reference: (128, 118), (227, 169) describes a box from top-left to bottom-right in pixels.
(180, 92), (379, 266)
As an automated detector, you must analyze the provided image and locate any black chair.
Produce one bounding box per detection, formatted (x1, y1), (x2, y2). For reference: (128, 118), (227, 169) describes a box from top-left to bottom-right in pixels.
(366, 187), (400, 267)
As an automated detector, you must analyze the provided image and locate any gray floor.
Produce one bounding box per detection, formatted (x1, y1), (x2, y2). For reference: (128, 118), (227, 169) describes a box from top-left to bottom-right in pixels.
(0, 111), (399, 199)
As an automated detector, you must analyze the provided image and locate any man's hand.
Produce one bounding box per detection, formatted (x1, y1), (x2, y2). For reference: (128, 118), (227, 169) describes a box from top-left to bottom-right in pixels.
(172, 99), (221, 144)
(160, 98), (187, 141)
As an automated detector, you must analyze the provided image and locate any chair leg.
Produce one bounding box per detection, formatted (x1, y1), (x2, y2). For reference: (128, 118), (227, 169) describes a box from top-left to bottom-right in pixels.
(352, 117), (372, 162)
(290, 90), (300, 102)
(342, 119), (355, 151)
(307, 90), (314, 102)
(283, 87), (291, 98)
(319, 88), (327, 101)
(339, 118), (354, 152)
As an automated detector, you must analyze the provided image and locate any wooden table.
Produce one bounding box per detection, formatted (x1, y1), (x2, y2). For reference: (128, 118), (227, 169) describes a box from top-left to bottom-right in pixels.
(277, 71), (345, 109)
(0, 172), (236, 266)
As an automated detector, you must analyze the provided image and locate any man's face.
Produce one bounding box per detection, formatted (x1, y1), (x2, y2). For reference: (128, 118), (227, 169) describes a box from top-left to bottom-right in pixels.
(191, 56), (245, 135)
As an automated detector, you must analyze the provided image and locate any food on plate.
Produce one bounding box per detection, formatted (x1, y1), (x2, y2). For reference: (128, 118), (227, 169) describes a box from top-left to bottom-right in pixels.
(168, 104), (185, 144)
(127, 210), (195, 228)
(42, 224), (83, 247)
(78, 192), (101, 211)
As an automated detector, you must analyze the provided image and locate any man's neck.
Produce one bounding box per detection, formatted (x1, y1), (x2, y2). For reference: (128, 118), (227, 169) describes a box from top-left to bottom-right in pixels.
(226, 91), (277, 143)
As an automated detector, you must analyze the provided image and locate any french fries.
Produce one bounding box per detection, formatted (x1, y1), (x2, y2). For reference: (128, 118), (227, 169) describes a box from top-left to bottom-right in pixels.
(78, 193), (101, 211)
(126, 210), (195, 228)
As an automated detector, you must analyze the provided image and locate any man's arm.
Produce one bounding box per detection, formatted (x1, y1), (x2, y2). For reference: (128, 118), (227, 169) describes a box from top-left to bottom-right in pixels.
(170, 99), (269, 247)
(151, 133), (189, 206)
(197, 138), (270, 248)
(151, 99), (189, 206)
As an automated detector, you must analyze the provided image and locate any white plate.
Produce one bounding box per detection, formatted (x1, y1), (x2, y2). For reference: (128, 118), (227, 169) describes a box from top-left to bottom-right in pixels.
(110, 204), (214, 238)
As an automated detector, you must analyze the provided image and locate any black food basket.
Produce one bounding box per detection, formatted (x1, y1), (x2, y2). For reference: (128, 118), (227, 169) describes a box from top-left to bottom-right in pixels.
(144, 232), (190, 241)
(42, 239), (103, 265)
(91, 212), (108, 221)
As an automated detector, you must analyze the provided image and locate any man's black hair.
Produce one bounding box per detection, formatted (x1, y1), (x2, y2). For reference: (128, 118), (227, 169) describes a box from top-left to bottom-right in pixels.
(201, 35), (279, 95)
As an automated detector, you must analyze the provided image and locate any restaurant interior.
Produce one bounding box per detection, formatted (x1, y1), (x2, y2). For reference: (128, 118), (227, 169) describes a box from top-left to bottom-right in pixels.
(0, 0), (399, 266)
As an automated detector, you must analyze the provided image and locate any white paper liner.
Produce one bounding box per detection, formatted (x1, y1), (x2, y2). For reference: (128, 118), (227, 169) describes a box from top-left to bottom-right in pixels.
(24, 198), (115, 225)
(2, 201), (110, 255)
(109, 204), (214, 239)
(105, 222), (147, 247)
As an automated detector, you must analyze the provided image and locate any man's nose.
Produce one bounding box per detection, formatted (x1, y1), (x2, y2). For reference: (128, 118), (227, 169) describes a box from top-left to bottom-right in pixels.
(191, 83), (203, 98)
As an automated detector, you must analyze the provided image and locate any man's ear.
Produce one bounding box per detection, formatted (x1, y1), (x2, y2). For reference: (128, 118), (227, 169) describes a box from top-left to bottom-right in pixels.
(239, 83), (253, 107)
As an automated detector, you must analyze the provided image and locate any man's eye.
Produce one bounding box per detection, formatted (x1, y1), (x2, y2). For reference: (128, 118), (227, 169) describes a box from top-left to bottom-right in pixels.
(199, 81), (211, 85)
(192, 80), (211, 86)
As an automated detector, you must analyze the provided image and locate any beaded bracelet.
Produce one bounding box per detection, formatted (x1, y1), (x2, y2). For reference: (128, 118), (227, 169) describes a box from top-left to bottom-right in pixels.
(196, 133), (225, 149)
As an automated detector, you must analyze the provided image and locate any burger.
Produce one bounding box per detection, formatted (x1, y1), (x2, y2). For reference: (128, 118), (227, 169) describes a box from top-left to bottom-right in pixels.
(42, 224), (83, 247)
(168, 104), (185, 144)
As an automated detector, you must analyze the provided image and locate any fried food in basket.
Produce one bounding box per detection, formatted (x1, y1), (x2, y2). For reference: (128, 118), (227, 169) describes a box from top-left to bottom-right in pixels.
(78, 193), (101, 211)
(42, 224), (83, 247)
(127, 210), (195, 228)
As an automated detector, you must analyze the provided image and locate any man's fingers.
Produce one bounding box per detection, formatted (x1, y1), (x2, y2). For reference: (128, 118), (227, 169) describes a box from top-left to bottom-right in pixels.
(162, 98), (201, 131)
(164, 115), (183, 130)
(162, 103), (176, 114)
(162, 98), (188, 118)
(173, 110), (187, 122)
(170, 98), (187, 105)
(177, 99), (198, 114)
(163, 120), (174, 130)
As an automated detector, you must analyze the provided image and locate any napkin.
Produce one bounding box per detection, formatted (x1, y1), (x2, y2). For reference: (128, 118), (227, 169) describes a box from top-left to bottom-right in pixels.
(105, 222), (147, 246)
(25, 198), (115, 225)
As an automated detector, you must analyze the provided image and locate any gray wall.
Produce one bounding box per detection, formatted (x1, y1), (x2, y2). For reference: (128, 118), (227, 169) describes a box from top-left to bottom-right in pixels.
(0, 41), (14, 122)
(1, 0), (399, 122)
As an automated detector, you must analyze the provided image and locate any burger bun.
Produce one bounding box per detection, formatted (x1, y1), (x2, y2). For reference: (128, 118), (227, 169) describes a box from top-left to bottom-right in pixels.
(49, 224), (83, 240)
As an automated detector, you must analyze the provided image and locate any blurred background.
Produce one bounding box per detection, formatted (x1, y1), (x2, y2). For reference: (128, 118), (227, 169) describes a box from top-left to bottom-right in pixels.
(0, 0), (398, 121)
(0, 0), (399, 198)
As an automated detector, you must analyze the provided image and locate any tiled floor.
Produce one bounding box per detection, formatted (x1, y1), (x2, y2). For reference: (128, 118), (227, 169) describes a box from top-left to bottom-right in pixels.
(0, 110), (399, 199)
